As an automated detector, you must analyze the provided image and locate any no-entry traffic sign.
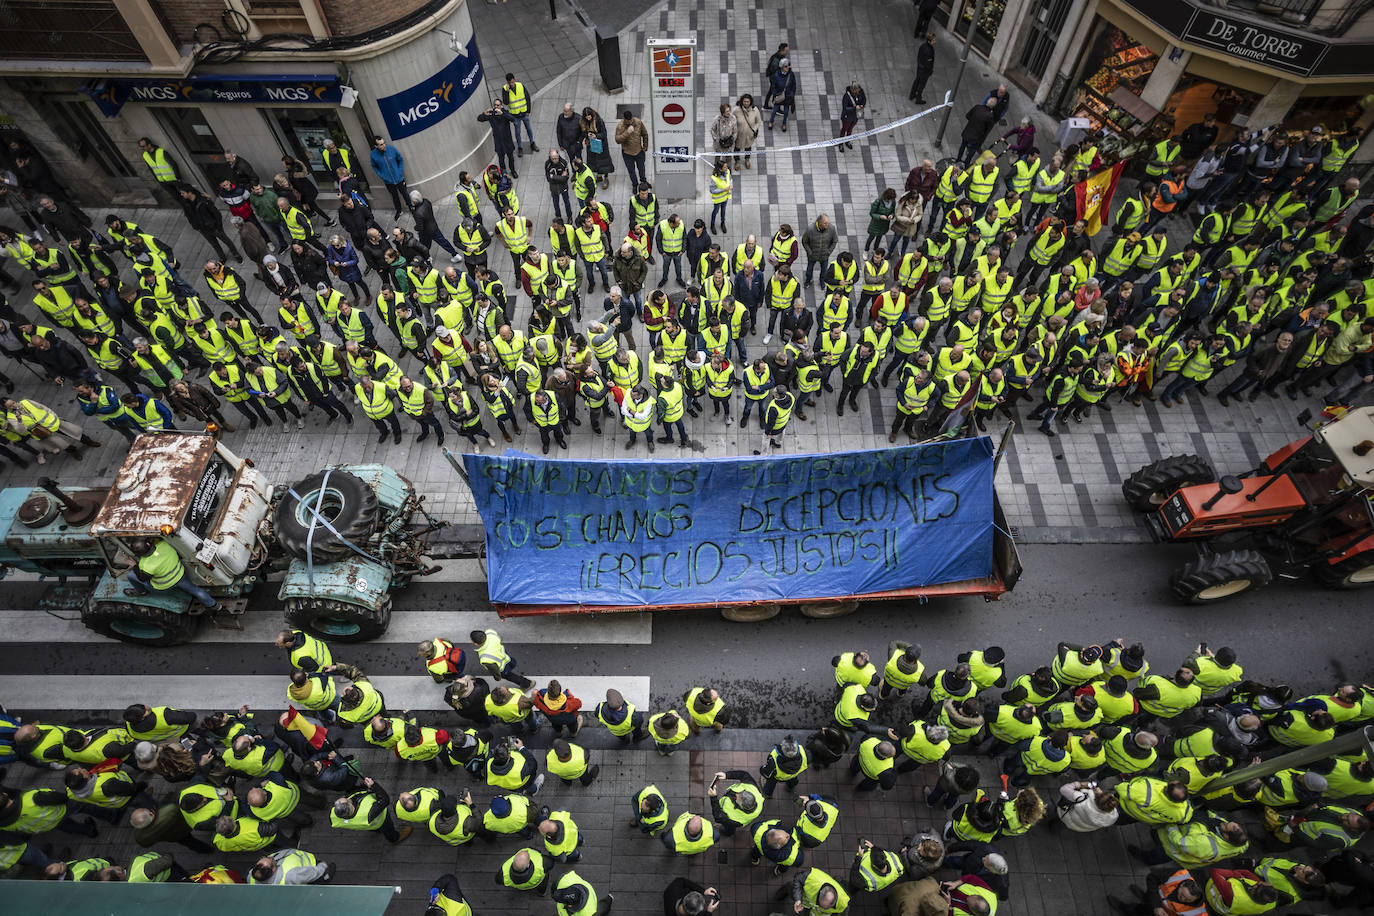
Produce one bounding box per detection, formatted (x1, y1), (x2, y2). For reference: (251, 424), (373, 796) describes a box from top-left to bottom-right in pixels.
(661, 103), (685, 125)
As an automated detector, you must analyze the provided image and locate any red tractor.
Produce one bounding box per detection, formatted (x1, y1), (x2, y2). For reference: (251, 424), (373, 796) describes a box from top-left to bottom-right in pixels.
(1122, 406), (1374, 603)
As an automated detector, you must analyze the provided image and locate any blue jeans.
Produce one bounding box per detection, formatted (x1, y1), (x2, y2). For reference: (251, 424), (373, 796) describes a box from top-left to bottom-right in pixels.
(711, 202), (727, 229)
(1162, 375), (1200, 403)
(768, 102), (793, 128)
(551, 188), (574, 221)
(926, 198), (946, 232)
(584, 258), (611, 290)
(805, 258), (828, 286)
(430, 232), (458, 256)
(514, 114), (536, 149)
(659, 253), (684, 286)
(127, 569), (219, 608)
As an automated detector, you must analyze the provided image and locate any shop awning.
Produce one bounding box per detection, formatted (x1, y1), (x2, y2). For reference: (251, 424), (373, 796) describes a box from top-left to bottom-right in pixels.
(1108, 86), (1160, 124)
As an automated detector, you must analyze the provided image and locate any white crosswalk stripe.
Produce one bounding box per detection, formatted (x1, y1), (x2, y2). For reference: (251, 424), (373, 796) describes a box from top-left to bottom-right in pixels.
(0, 606), (652, 645)
(0, 673), (651, 712)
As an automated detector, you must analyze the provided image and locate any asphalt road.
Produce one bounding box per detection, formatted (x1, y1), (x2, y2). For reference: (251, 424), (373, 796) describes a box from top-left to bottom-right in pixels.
(6, 543), (1367, 726)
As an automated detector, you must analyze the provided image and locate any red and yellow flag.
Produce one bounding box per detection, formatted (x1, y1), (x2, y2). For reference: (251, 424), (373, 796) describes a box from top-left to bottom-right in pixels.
(282, 706), (327, 749)
(1074, 161), (1126, 236)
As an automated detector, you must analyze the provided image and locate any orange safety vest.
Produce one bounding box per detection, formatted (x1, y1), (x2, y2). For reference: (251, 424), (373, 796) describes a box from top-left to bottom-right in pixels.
(1152, 179), (1183, 215)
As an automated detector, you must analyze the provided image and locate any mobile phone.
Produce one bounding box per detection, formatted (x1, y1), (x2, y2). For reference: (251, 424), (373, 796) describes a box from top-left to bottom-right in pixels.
(709, 774), (721, 791)
(717, 848), (728, 864)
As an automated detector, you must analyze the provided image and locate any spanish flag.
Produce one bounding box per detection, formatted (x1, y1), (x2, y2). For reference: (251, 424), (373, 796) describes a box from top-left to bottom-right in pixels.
(282, 706), (328, 750)
(1074, 161), (1126, 236)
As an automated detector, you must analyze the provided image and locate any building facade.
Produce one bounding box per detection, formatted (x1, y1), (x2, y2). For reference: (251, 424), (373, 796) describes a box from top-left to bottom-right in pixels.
(935, 0), (1374, 159)
(0, 0), (495, 205)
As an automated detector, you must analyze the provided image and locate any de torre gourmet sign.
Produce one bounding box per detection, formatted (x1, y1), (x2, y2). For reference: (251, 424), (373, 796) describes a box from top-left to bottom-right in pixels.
(1117, 0), (1374, 79)
(1183, 9), (1323, 75)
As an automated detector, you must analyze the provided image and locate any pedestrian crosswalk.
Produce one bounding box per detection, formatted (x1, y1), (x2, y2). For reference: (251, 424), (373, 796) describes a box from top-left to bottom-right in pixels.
(0, 673), (652, 713)
(0, 605), (653, 646)
(0, 575), (655, 714)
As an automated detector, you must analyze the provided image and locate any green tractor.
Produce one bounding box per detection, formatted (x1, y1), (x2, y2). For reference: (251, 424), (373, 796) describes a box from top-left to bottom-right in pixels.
(0, 431), (443, 645)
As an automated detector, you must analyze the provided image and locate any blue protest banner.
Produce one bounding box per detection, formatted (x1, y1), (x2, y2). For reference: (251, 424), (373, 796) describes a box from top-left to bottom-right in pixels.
(463, 441), (996, 607)
(375, 37), (484, 141)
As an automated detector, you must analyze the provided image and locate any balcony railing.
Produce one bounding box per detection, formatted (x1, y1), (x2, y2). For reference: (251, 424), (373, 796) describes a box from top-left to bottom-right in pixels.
(0, 0), (146, 61)
(1200, 0), (1374, 36)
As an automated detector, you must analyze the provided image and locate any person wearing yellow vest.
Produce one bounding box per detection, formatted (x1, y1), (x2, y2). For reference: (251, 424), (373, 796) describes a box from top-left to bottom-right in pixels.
(793, 866), (850, 916)
(355, 377), (403, 444)
(332, 776), (411, 843)
(277, 196), (326, 253)
(417, 637), (467, 683)
(847, 839), (904, 893)
(850, 737), (898, 791)
(709, 160), (733, 234)
(661, 811), (717, 855)
(471, 627), (535, 688)
(248, 848), (330, 885)
(501, 72), (538, 154)
(3, 396), (98, 462)
(137, 137), (179, 186)
(121, 536), (219, 610)
(42, 856), (122, 881)
(683, 686), (729, 735)
(551, 869), (612, 916)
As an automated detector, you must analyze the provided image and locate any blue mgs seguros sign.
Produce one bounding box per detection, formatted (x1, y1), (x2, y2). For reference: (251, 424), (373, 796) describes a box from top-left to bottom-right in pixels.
(376, 35), (484, 141)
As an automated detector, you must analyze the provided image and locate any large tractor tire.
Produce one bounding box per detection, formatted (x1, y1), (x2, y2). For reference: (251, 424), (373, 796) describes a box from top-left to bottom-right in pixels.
(274, 470), (379, 564)
(1122, 455), (1216, 511)
(720, 603), (781, 622)
(283, 595), (392, 642)
(1170, 550), (1272, 604)
(83, 601), (201, 646)
(1314, 550), (1374, 590)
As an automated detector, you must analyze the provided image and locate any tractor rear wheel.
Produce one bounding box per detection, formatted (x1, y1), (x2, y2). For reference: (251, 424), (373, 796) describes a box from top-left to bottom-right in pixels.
(1122, 455), (1216, 511)
(1170, 550), (1272, 604)
(83, 601), (201, 646)
(273, 470), (379, 564)
(1314, 551), (1374, 589)
(283, 595), (392, 641)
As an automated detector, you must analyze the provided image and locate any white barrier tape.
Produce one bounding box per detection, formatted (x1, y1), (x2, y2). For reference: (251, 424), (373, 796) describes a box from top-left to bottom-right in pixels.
(649, 91), (953, 162)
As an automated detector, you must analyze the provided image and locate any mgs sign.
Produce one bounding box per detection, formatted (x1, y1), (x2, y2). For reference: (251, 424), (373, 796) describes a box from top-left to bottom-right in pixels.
(376, 36), (485, 141)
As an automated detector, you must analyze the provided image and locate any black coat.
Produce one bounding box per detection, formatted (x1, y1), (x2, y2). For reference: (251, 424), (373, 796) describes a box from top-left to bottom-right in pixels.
(840, 88), (867, 122)
(479, 109), (517, 153)
(187, 194), (225, 233)
(555, 113), (582, 151)
(29, 338), (89, 381)
(337, 201), (380, 244)
(291, 247), (329, 289)
(780, 307), (814, 339)
(411, 199), (443, 243)
(916, 42), (935, 76)
(961, 105), (996, 146)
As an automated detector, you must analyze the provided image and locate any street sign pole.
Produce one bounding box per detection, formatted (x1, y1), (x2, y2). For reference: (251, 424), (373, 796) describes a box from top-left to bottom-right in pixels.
(647, 37), (697, 199)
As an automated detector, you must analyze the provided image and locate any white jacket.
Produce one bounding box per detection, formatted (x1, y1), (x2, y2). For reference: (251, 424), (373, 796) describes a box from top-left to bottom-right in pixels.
(1058, 783), (1120, 832)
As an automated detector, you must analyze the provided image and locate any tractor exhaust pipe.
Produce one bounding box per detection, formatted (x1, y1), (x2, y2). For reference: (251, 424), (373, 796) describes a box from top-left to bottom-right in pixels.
(37, 477), (81, 512)
(1201, 475), (1244, 511)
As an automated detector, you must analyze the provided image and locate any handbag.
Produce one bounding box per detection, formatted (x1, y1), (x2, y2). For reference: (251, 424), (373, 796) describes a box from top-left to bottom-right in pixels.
(588, 136), (604, 155)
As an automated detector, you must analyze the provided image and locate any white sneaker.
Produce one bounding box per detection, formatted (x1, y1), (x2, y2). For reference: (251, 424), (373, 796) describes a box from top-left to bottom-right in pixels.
(449, 253), (463, 263)
(761, 333), (772, 345)
(486, 436), (497, 447)
(530, 773), (545, 795)
(36, 454), (45, 464)
(297, 417), (306, 430)
(726, 417), (733, 427)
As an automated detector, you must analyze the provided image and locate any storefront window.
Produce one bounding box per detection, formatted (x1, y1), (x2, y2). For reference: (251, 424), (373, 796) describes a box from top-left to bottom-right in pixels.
(938, 0), (1001, 56)
(1071, 23), (1158, 134)
(265, 108), (367, 186)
